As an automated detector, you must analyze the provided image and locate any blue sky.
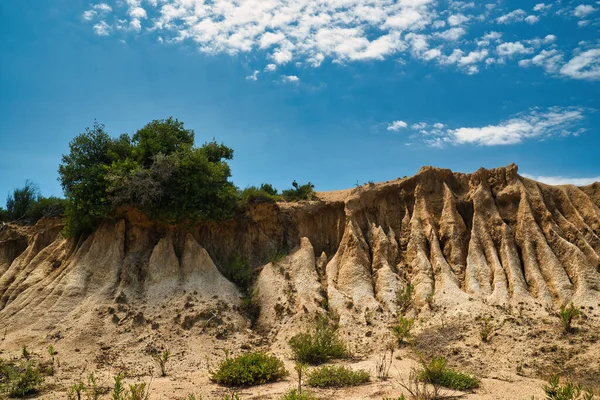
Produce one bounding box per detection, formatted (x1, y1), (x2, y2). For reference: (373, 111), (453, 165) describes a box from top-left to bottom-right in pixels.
(1, 0), (599, 205)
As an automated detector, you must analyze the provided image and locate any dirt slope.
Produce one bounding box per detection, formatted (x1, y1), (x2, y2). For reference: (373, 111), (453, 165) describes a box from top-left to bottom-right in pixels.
(1, 164), (599, 399)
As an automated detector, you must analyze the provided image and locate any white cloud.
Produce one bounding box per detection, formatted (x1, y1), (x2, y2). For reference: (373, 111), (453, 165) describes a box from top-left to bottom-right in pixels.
(525, 15), (540, 24)
(448, 13), (470, 26)
(458, 49), (488, 65)
(497, 41), (534, 57)
(245, 70), (259, 81)
(83, 10), (97, 21)
(496, 9), (527, 24)
(94, 3), (113, 13)
(93, 21), (111, 36)
(282, 75), (300, 83)
(578, 20), (591, 27)
(533, 3), (552, 12)
(544, 34), (557, 43)
(560, 49), (600, 80)
(434, 27), (466, 41)
(412, 122), (427, 130)
(574, 4), (597, 18)
(387, 120), (408, 131)
(264, 64), (277, 72)
(521, 174), (600, 186)
(449, 107), (586, 146)
(519, 49), (565, 73)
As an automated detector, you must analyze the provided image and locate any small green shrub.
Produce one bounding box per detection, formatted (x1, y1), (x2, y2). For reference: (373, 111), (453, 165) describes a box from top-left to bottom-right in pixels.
(396, 283), (414, 313)
(282, 181), (316, 202)
(151, 349), (172, 377)
(543, 375), (595, 400)
(238, 185), (282, 208)
(240, 289), (261, 326)
(559, 303), (581, 334)
(417, 357), (479, 391)
(289, 316), (347, 365)
(281, 388), (319, 400)
(222, 255), (254, 292)
(5, 361), (44, 397)
(210, 352), (288, 387)
(306, 365), (369, 388)
(479, 316), (504, 343)
(392, 316), (414, 345)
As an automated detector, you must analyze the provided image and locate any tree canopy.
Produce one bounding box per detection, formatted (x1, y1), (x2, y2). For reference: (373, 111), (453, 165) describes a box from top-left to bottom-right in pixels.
(58, 118), (238, 235)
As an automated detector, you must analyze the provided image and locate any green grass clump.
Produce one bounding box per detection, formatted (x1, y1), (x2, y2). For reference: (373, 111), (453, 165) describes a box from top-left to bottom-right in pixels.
(391, 316), (414, 345)
(559, 303), (581, 334)
(210, 352), (288, 387)
(280, 388), (319, 400)
(1, 360), (44, 398)
(289, 316), (347, 365)
(417, 357), (479, 391)
(306, 365), (369, 388)
(543, 376), (595, 400)
(238, 185), (282, 208)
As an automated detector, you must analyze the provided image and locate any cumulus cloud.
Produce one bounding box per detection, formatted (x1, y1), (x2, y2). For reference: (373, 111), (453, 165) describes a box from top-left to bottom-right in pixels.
(574, 4), (597, 18)
(497, 41), (534, 57)
(394, 107), (587, 147)
(533, 3), (552, 12)
(282, 75), (300, 83)
(521, 174), (600, 186)
(78, 0), (596, 81)
(560, 49), (600, 80)
(387, 120), (408, 131)
(450, 107), (586, 146)
(496, 9), (527, 24)
(245, 70), (259, 81)
(519, 49), (565, 73)
(93, 21), (111, 36)
(525, 15), (540, 24)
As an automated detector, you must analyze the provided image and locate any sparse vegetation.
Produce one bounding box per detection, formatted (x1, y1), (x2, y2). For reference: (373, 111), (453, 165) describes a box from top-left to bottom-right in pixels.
(0, 360), (44, 398)
(392, 316), (415, 345)
(396, 282), (414, 313)
(282, 181), (316, 202)
(417, 356), (479, 391)
(306, 365), (369, 388)
(238, 184), (281, 208)
(542, 375), (595, 400)
(289, 316), (347, 365)
(559, 303), (581, 334)
(210, 351), (288, 387)
(478, 316), (504, 343)
(240, 288), (261, 326)
(375, 346), (394, 381)
(151, 349), (172, 377)
(281, 388), (319, 400)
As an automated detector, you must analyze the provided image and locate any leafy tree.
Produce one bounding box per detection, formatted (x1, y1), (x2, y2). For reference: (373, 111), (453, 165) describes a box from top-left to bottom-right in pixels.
(132, 117), (194, 166)
(58, 118), (238, 235)
(6, 180), (40, 221)
(58, 122), (131, 235)
(0, 207), (7, 222)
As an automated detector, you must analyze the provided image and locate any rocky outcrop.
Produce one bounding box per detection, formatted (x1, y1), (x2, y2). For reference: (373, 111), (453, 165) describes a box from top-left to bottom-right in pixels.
(1, 164), (600, 340)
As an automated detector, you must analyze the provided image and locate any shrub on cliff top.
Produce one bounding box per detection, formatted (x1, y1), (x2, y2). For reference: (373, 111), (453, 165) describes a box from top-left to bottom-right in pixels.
(58, 118), (237, 235)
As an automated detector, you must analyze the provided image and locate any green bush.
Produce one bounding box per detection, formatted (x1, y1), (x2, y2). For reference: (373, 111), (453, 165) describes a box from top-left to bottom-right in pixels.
(210, 352), (288, 387)
(391, 316), (414, 345)
(238, 184), (282, 208)
(281, 388), (318, 400)
(58, 118), (238, 236)
(396, 282), (414, 313)
(0, 207), (8, 222)
(559, 303), (581, 334)
(5, 180), (39, 221)
(417, 357), (479, 391)
(543, 375), (595, 400)
(282, 181), (316, 202)
(240, 289), (261, 326)
(1, 360), (44, 397)
(306, 365), (369, 388)
(222, 255), (254, 292)
(289, 316), (347, 365)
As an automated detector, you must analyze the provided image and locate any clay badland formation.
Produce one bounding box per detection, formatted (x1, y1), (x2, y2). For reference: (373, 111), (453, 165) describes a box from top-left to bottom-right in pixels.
(1, 164), (600, 399)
